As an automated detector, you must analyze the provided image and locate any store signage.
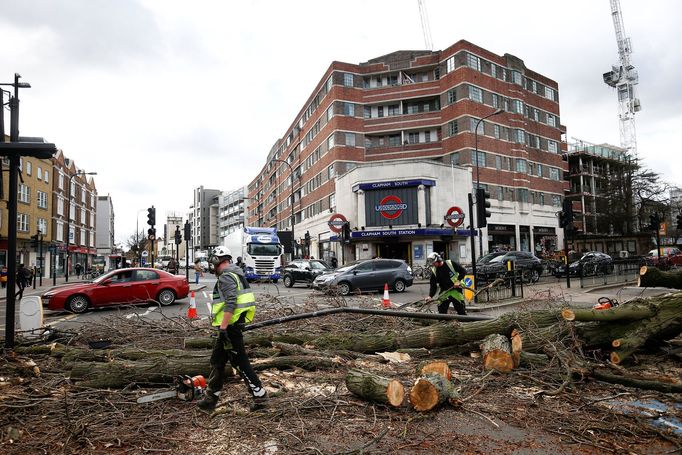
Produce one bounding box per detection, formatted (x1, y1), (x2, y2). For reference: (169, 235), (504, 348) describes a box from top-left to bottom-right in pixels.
(342, 228), (477, 238)
(327, 213), (347, 233)
(357, 179), (435, 191)
(375, 195), (407, 219)
(444, 206), (465, 228)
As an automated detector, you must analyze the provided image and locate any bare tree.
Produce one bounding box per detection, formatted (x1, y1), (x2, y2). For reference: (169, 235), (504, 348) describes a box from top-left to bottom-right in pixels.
(125, 230), (149, 264)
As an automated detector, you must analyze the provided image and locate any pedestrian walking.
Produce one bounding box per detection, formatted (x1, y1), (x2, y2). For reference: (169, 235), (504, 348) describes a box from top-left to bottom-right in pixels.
(75, 263), (82, 279)
(168, 258), (178, 275)
(424, 252), (468, 315)
(16, 264), (29, 299)
(197, 246), (267, 412)
(193, 260), (202, 284)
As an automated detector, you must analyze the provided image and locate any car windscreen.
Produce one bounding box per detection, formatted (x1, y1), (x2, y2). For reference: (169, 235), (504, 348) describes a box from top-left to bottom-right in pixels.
(478, 252), (503, 264)
(247, 243), (280, 256)
(490, 255), (506, 263)
(336, 261), (362, 272)
(310, 261), (329, 270)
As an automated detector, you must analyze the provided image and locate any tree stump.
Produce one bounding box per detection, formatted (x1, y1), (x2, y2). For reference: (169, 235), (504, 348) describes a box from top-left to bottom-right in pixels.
(409, 373), (456, 412)
(638, 266), (682, 289)
(480, 334), (514, 372)
(416, 360), (451, 380)
(345, 369), (404, 407)
(510, 329), (523, 368)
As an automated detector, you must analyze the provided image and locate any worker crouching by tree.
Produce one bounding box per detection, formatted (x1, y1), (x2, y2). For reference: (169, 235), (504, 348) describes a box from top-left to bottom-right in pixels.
(424, 252), (468, 315)
(197, 246), (267, 412)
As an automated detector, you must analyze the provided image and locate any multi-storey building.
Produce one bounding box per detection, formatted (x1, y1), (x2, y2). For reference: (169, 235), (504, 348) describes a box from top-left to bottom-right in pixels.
(158, 213), (186, 261)
(218, 186), (246, 243)
(247, 40), (568, 264)
(96, 194), (121, 270)
(51, 151), (98, 275)
(191, 186), (220, 253)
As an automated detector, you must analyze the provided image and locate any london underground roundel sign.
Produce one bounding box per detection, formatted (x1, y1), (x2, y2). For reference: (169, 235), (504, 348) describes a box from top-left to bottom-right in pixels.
(376, 195), (407, 220)
(445, 206), (465, 228)
(328, 213), (347, 233)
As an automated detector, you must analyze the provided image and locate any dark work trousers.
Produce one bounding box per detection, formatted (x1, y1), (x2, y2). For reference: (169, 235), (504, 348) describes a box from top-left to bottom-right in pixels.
(207, 321), (264, 399)
(437, 293), (466, 315)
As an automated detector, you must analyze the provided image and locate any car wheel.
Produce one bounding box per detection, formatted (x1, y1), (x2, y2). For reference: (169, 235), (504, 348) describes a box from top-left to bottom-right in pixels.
(393, 279), (406, 293)
(284, 275), (294, 288)
(338, 282), (351, 296)
(66, 295), (89, 314)
(157, 289), (176, 306)
(528, 269), (540, 283)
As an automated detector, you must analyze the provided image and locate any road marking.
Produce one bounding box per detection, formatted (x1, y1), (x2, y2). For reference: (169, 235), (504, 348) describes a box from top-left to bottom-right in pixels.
(125, 307), (159, 319)
(48, 314), (77, 326)
(202, 291), (209, 298)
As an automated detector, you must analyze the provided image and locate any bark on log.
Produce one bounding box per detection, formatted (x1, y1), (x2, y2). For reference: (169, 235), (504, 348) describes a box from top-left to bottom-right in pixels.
(518, 352), (550, 369)
(480, 334), (514, 373)
(69, 358), (233, 388)
(409, 374), (457, 412)
(638, 266), (682, 289)
(561, 306), (655, 322)
(345, 369), (404, 407)
(416, 360), (451, 381)
(183, 333), (316, 350)
(252, 355), (341, 371)
(590, 369), (682, 393)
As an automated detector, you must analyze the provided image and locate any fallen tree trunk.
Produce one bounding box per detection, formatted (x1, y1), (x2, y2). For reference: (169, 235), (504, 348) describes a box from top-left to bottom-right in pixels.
(480, 334), (514, 373)
(252, 355), (341, 371)
(638, 266), (682, 289)
(409, 374), (457, 412)
(345, 369), (404, 407)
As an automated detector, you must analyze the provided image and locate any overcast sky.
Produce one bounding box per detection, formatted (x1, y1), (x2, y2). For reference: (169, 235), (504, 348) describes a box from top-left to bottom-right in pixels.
(1, 0), (680, 245)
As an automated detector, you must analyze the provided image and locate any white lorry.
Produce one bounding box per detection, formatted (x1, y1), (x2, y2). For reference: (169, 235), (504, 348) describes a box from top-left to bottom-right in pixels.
(223, 227), (283, 282)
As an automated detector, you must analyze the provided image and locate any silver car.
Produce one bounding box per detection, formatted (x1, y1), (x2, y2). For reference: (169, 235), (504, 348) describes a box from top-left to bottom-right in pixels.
(313, 259), (413, 296)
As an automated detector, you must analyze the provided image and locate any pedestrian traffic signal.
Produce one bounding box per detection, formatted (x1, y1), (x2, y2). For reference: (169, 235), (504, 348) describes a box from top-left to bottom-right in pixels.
(147, 207), (156, 226)
(184, 221), (191, 241)
(475, 188), (491, 228)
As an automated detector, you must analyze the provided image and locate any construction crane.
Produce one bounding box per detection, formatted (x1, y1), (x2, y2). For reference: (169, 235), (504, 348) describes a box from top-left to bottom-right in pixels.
(418, 0), (433, 51)
(603, 0), (641, 158)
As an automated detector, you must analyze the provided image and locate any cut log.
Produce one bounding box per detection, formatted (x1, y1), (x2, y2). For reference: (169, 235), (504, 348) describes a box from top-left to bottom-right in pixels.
(590, 369), (682, 393)
(480, 334), (514, 373)
(252, 355), (340, 371)
(510, 329), (522, 368)
(416, 360), (451, 381)
(409, 373), (457, 412)
(518, 352), (550, 369)
(561, 305), (654, 322)
(638, 266), (682, 289)
(345, 369), (404, 407)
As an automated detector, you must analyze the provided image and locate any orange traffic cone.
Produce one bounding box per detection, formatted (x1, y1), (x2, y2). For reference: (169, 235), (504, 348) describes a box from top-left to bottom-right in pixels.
(382, 283), (391, 309)
(187, 291), (198, 319)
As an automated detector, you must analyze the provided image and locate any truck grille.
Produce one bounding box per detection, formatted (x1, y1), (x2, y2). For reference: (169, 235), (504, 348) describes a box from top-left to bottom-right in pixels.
(255, 259), (275, 275)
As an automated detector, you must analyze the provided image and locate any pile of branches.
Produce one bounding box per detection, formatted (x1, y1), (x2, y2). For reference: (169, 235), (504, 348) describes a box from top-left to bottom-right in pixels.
(0, 291), (680, 454)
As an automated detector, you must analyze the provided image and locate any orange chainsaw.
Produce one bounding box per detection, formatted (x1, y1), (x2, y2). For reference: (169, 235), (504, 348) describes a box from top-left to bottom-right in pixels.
(137, 375), (207, 404)
(593, 297), (620, 310)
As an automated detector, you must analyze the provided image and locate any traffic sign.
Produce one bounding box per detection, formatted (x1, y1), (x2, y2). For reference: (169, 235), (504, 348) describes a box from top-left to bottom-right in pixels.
(141, 251), (149, 257)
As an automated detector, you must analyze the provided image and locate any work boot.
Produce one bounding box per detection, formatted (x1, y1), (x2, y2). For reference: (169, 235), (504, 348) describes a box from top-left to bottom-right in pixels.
(197, 393), (218, 412)
(249, 390), (268, 411)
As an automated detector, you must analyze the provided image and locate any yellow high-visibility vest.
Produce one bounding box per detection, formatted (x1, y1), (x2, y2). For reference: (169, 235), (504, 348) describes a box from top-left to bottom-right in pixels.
(210, 272), (256, 326)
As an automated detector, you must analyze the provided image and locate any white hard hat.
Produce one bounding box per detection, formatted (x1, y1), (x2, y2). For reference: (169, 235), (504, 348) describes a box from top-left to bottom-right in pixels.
(427, 252), (443, 263)
(212, 246), (232, 258)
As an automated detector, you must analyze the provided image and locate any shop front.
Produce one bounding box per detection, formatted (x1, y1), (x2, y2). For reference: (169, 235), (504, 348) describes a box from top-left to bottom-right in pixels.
(533, 227), (558, 257)
(487, 224), (516, 252)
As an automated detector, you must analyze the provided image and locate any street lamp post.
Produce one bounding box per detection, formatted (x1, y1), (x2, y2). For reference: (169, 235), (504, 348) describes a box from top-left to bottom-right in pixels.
(65, 170), (97, 282)
(272, 159), (296, 260)
(474, 108), (504, 256)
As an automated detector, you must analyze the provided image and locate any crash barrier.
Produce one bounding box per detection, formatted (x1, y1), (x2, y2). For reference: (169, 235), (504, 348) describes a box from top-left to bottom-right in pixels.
(473, 268), (525, 303)
(577, 258), (641, 289)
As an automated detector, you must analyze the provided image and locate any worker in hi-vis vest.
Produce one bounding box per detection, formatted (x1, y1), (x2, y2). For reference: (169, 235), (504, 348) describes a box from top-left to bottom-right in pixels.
(197, 246), (267, 412)
(424, 252), (468, 315)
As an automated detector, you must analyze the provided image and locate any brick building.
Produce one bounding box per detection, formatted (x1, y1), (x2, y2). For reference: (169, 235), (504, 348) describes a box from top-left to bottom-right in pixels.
(247, 40), (569, 264)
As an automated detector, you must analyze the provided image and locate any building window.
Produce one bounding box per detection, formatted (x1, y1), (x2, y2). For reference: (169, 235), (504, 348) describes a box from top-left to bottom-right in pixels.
(547, 114), (556, 127)
(451, 152), (460, 165)
(491, 93), (498, 108)
(548, 140), (558, 153)
(377, 106), (384, 117)
(408, 132), (420, 144)
(537, 164), (543, 177)
(467, 53), (481, 71)
(493, 124), (501, 139)
(345, 133), (355, 147)
(552, 195), (561, 207)
(343, 102), (354, 116)
(424, 131), (431, 142)
(44, 170), (49, 183)
(515, 129), (525, 143)
(26, 161), (32, 176)
(37, 217), (47, 235)
(446, 56), (455, 73)
(545, 86), (555, 100)
(448, 120), (459, 136)
(447, 89), (456, 104)
(18, 184), (30, 203)
(512, 70), (523, 85)
(57, 197), (64, 216)
(469, 86), (483, 103)
(549, 167), (560, 181)
(37, 167), (42, 180)
(37, 191), (48, 209)
(363, 106), (371, 119)
(517, 188), (529, 203)
(388, 135), (401, 146)
(491, 64), (497, 79)
(495, 155), (501, 170)
(328, 165), (335, 179)
(516, 159), (527, 173)
(539, 193), (545, 205)
(474, 151), (486, 167)
(512, 99), (523, 114)
(327, 105), (334, 121)
(470, 118), (484, 135)
(17, 213), (29, 232)
(327, 135), (335, 149)
(388, 104), (400, 116)
(343, 73), (353, 87)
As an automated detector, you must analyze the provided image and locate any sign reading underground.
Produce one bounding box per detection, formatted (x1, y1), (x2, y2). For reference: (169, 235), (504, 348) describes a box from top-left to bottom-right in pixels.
(444, 206), (465, 227)
(375, 195), (408, 220)
(327, 213), (347, 233)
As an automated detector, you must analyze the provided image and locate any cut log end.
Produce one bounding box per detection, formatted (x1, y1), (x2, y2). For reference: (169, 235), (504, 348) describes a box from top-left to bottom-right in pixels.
(483, 350), (514, 373)
(561, 309), (576, 321)
(612, 339), (622, 348)
(386, 380), (405, 407)
(409, 377), (440, 412)
(417, 361), (452, 381)
(510, 330), (523, 368)
(639, 265), (648, 276)
(610, 351), (622, 364)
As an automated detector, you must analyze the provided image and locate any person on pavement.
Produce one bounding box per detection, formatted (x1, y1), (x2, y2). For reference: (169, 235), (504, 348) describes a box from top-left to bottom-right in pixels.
(425, 252), (468, 315)
(197, 246), (267, 412)
(167, 258), (178, 275)
(193, 260), (202, 284)
(75, 263), (82, 279)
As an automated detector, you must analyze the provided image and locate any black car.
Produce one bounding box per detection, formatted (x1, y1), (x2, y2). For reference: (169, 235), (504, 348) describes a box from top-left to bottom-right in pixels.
(554, 251), (614, 277)
(475, 251), (543, 283)
(282, 259), (333, 288)
(312, 258), (414, 295)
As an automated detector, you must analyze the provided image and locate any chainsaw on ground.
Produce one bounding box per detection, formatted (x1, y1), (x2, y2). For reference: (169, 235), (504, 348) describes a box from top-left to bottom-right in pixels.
(593, 297), (620, 310)
(137, 375), (207, 404)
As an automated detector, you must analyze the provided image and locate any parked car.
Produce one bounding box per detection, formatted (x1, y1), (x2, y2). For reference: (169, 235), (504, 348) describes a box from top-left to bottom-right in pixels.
(41, 268), (190, 313)
(553, 251), (614, 277)
(645, 247), (682, 267)
(312, 259), (413, 295)
(283, 259), (333, 288)
(475, 251), (543, 283)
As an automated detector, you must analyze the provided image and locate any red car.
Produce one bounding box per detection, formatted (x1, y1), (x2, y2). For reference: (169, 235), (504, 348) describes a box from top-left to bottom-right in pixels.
(41, 268), (189, 313)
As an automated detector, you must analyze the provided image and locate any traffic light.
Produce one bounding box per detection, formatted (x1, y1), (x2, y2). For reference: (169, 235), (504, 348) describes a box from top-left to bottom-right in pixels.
(147, 227), (156, 238)
(676, 212), (682, 230)
(561, 198), (574, 228)
(475, 188), (491, 228)
(174, 226), (182, 245)
(30, 234), (39, 249)
(342, 222), (351, 244)
(183, 221), (191, 241)
(649, 213), (661, 232)
(147, 207), (156, 226)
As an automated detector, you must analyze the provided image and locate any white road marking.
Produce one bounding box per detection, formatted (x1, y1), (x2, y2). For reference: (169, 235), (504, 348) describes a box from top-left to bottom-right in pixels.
(125, 307), (159, 319)
(47, 314), (77, 326)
